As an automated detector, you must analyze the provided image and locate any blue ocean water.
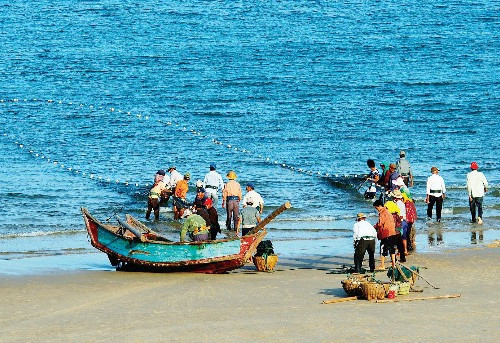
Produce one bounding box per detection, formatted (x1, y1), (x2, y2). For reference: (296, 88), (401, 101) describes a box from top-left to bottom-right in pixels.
(1, 0), (499, 273)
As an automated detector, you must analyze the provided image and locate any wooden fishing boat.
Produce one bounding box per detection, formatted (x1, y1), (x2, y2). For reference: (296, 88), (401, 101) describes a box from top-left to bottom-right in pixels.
(82, 202), (291, 273)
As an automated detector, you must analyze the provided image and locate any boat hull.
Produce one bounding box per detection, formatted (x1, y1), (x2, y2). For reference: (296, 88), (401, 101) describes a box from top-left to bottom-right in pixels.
(82, 208), (265, 273)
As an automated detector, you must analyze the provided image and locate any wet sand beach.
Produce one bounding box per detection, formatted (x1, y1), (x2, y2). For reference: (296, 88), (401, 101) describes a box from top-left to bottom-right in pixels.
(1, 243), (499, 342)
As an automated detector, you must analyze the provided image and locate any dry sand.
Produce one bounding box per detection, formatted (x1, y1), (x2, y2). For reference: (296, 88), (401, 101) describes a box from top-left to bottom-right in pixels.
(1, 243), (499, 342)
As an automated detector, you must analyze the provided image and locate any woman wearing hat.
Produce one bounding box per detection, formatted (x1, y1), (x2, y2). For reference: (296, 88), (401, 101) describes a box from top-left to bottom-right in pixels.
(426, 166), (446, 222)
(352, 212), (377, 273)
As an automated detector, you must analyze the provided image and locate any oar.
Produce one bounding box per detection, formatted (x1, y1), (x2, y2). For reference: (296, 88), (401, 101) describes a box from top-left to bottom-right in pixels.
(247, 202), (292, 235)
(396, 261), (440, 289)
(322, 296), (358, 304)
(372, 294), (460, 303)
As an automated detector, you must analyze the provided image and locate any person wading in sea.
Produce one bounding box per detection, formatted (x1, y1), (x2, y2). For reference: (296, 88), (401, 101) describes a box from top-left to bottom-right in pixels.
(203, 163), (225, 207)
(204, 198), (221, 240)
(222, 170), (242, 231)
(466, 161), (488, 224)
(426, 166), (446, 222)
(173, 173), (191, 220)
(396, 150), (414, 187)
(237, 196), (261, 236)
(146, 170), (167, 221)
(242, 182), (264, 214)
(364, 159), (380, 200)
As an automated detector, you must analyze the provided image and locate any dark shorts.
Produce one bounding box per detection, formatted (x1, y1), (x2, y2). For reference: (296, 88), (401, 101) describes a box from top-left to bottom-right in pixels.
(401, 221), (409, 239)
(190, 232), (209, 242)
(242, 226), (254, 236)
(381, 235), (398, 256)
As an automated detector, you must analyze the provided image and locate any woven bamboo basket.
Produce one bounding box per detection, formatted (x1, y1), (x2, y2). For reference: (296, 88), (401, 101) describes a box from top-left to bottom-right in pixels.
(382, 283), (391, 295)
(253, 255), (278, 271)
(360, 282), (386, 301)
(341, 274), (370, 297)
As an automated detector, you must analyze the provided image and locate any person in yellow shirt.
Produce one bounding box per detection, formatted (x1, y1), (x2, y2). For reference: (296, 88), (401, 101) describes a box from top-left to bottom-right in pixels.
(222, 171), (242, 231)
(146, 170), (167, 220)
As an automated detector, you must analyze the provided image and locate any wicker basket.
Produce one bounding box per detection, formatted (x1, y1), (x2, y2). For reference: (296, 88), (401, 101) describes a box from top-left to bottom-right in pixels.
(360, 282), (386, 300)
(253, 255), (278, 271)
(341, 274), (371, 297)
(382, 282), (391, 295)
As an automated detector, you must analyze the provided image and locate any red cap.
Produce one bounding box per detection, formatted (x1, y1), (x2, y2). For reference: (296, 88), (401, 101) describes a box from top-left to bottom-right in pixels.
(203, 198), (213, 207)
(470, 162), (478, 170)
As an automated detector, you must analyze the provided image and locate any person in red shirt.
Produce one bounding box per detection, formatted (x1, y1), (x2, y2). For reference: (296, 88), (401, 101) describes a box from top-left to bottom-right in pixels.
(373, 199), (405, 270)
(402, 191), (418, 252)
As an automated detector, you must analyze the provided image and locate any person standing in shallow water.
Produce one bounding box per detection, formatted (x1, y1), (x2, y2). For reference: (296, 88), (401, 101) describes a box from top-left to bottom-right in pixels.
(204, 198), (221, 240)
(466, 162), (488, 225)
(396, 150), (414, 187)
(222, 170), (242, 231)
(203, 163), (224, 206)
(146, 170), (167, 220)
(426, 166), (446, 222)
(364, 159), (379, 199)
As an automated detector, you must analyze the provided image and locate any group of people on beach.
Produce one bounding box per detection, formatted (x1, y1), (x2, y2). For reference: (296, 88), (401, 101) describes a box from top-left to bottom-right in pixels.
(353, 150), (489, 273)
(146, 164), (264, 242)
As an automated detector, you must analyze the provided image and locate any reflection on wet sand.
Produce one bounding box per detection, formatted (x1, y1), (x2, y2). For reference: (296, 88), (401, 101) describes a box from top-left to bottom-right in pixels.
(471, 230), (484, 244)
(428, 230), (443, 246)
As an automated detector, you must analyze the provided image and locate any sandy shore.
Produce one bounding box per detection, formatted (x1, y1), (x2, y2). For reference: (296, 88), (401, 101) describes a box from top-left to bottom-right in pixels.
(1, 243), (499, 342)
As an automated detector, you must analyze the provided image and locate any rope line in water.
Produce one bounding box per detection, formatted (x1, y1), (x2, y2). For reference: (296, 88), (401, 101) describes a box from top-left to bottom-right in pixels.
(1, 133), (150, 190)
(0, 97), (362, 180)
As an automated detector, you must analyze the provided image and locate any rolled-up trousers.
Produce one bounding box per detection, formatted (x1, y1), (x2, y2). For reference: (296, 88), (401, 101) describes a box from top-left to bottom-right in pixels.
(226, 199), (239, 231)
(427, 195), (443, 221)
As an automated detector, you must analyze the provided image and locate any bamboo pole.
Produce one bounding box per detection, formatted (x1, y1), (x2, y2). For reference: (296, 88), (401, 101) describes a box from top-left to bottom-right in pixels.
(248, 201), (292, 235)
(322, 296), (358, 304)
(396, 261), (440, 289)
(372, 294), (461, 303)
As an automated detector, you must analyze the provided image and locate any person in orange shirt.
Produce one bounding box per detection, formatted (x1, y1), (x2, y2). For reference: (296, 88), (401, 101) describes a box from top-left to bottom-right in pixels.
(173, 173), (191, 219)
(222, 170), (242, 231)
(373, 199), (405, 270)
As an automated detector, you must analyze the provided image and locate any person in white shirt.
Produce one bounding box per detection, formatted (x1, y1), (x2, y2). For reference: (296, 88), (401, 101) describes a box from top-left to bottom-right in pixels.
(168, 166), (183, 191)
(160, 166), (182, 207)
(352, 212), (377, 273)
(203, 163), (224, 206)
(426, 166), (446, 222)
(156, 170), (171, 207)
(466, 161), (488, 224)
(242, 183), (264, 214)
